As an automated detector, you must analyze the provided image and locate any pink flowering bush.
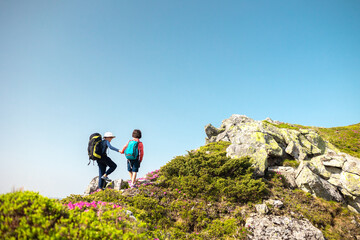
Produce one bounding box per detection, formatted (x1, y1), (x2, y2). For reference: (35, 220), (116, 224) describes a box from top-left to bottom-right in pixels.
(66, 201), (122, 210)
(0, 191), (162, 239)
(126, 169), (160, 188)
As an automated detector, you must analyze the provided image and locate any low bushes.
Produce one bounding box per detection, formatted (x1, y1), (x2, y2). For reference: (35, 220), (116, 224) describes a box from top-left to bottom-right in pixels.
(0, 191), (158, 239)
(160, 141), (267, 203)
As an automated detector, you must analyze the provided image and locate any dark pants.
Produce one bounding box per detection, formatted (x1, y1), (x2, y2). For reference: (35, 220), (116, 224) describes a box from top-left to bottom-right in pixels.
(127, 159), (140, 172)
(97, 155), (117, 189)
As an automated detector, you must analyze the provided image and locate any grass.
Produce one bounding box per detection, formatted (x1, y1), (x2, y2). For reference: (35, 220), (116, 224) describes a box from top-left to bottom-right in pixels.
(282, 159), (300, 168)
(314, 123), (360, 158)
(263, 120), (301, 130)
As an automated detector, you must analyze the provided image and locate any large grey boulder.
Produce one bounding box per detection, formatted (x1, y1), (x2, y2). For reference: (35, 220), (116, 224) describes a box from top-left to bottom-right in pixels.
(295, 162), (344, 202)
(84, 176), (99, 195)
(206, 114), (360, 213)
(246, 214), (325, 240)
(343, 154), (360, 175)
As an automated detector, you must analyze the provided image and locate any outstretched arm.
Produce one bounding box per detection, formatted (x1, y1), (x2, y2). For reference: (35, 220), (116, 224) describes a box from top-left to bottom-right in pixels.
(106, 140), (120, 152)
(120, 141), (129, 154)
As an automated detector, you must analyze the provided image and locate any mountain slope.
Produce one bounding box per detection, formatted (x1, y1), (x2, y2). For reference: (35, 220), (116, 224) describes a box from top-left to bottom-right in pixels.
(1, 116), (360, 239)
(314, 123), (360, 159)
(1, 141), (359, 239)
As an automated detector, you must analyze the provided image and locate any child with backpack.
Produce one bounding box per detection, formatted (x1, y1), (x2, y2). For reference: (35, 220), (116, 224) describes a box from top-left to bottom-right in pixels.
(120, 129), (144, 188)
(97, 132), (121, 189)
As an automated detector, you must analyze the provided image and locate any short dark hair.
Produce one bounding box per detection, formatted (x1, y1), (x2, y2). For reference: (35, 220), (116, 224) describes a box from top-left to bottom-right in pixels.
(132, 129), (142, 139)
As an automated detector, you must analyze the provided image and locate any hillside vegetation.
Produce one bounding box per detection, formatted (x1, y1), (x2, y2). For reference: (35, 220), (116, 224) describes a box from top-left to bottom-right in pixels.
(1, 123), (360, 239)
(268, 121), (360, 158)
(314, 123), (360, 158)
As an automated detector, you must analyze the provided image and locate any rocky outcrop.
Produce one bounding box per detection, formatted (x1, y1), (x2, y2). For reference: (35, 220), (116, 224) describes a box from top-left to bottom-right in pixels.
(84, 176), (126, 195)
(205, 115), (328, 176)
(84, 176), (99, 195)
(246, 214), (325, 240)
(206, 114), (360, 213)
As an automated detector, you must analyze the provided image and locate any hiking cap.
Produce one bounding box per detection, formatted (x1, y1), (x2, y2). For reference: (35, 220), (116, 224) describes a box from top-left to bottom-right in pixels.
(104, 132), (116, 138)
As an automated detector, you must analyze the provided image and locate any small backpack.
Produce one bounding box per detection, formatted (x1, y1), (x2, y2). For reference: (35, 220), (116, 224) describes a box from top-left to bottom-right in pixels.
(125, 140), (139, 160)
(88, 133), (102, 165)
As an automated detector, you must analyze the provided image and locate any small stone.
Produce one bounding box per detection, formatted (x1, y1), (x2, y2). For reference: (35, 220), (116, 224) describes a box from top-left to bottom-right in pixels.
(126, 210), (137, 221)
(113, 179), (123, 190)
(255, 204), (269, 215)
(265, 199), (284, 209)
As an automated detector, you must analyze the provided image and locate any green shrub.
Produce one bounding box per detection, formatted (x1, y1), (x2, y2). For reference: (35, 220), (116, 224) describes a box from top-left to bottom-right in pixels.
(204, 218), (247, 239)
(61, 189), (125, 205)
(199, 141), (231, 153)
(0, 191), (66, 239)
(0, 191), (159, 239)
(160, 142), (267, 203)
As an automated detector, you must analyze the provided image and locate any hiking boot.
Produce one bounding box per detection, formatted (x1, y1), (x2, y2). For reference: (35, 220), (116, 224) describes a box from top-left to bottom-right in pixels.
(101, 175), (112, 182)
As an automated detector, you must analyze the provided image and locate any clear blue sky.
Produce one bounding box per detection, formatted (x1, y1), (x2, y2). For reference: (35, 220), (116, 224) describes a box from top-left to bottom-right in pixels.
(1, 0), (359, 198)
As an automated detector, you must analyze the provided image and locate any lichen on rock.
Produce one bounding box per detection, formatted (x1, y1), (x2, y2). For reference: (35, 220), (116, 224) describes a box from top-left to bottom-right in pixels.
(246, 214), (325, 240)
(205, 114), (360, 213)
